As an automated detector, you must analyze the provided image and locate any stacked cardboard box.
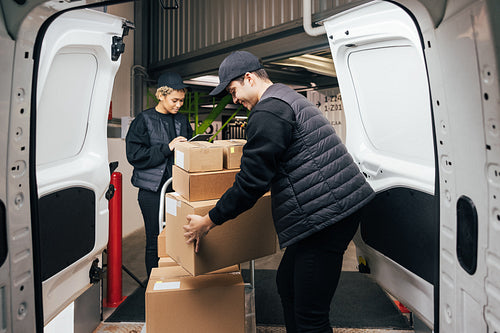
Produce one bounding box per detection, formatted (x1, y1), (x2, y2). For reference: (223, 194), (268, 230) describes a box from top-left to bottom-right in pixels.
(213, 139), (246, 169)
(174, 141), (223, 172)
(164, 192), (276, 275)
(159, 229), (241, 272)
(148, 139), (276, 331)
(172, 165), (239, 201)
(172, 140), (246, 201)
(146, 265), (245, 333)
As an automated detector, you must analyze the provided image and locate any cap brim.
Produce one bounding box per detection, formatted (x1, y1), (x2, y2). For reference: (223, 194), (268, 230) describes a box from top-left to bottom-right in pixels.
(172, 83), (189, 90)
(158, 82), (189, 89)
(209, 79), (231, 96)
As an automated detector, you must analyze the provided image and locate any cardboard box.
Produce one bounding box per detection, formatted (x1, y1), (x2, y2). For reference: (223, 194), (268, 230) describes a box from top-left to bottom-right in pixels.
(158, 227), (167, 257)
(172, 165), (239, 201)
(174, 141), (223, 172)
(146, 266), (245, 333)
(158, 257), (178, 267)
(159, 228), (240, 273)
(164, 192), (276, 276)
(214, 139), (246, 169)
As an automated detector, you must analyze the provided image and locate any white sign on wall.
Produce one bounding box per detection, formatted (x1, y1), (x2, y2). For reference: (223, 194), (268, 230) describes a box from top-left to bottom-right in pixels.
(307, 88), (346, 143)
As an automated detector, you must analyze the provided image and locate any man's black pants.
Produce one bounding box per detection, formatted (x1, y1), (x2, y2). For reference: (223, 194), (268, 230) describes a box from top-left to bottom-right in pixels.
(276, 212), (360, 333)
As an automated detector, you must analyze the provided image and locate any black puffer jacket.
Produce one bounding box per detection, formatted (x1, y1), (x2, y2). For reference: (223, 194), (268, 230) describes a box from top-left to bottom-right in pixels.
(265, 84), (374, 246)
(126, 108), (193, 192)
(209, 84), (374, 247)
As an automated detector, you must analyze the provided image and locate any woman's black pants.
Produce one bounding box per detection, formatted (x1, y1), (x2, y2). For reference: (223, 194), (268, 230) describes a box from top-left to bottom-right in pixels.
(276, 212), (360, 333)
(137, 188), (162, 277)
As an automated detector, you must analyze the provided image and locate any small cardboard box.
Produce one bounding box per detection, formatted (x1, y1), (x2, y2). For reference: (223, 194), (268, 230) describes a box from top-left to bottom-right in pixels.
(146, 266), (245, 333)
(213, 139), (246, 169)
(172, 165), (239, 201)
(174, 141), (223, 172)
(164, 192), (276, 276)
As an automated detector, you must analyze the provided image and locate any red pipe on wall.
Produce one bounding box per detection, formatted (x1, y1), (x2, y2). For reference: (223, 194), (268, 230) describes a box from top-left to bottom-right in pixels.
(104, 172), (126, 307)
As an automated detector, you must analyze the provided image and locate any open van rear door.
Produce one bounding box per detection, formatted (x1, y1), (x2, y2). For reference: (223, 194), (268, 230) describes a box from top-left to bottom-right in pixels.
(323, 1), (438, 329)
(1, 5), (128, 331)
(324, 0), (500, 332)
(35, 8), (126, 327)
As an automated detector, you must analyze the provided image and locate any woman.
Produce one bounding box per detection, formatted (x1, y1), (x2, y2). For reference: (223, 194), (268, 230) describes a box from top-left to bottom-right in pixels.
(126, 72), (193, 276)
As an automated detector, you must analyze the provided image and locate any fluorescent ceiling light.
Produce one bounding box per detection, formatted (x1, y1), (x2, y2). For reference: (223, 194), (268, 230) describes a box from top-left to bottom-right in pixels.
(200, 104), (241, 109)
(271, 54), (336, 77)
(184, 75), (219, 87)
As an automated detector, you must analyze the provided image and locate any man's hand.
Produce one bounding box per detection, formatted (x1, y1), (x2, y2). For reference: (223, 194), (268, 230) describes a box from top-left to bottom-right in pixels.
(183, 214), (216, 253)
(168, 136), (187, 151)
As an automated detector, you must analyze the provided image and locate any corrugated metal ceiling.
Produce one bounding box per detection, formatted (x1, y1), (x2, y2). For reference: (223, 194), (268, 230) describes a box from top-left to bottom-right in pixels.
(142, 0), (362, 90)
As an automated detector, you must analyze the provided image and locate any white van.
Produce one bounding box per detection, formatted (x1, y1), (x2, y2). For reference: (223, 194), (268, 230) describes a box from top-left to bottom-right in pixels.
(0, 0), (498, 332)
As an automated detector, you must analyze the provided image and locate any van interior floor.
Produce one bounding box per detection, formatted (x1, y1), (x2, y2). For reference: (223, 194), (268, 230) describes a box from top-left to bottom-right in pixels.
(95, 229), (415, 333)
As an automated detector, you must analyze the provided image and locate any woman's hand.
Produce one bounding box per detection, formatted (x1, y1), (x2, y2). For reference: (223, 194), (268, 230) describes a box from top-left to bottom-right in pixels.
(168, 136), (187, 151)
(183, 214), (216, 253)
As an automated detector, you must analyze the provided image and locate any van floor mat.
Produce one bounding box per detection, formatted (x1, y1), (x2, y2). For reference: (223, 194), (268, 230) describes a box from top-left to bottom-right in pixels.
(104, 269), (412, 329)
(241, 269), (412, 329)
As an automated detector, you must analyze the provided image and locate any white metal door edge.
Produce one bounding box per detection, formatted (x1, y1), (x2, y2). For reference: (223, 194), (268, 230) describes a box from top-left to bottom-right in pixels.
(324, 0), (435, 326)
(429, 1), (500, 332)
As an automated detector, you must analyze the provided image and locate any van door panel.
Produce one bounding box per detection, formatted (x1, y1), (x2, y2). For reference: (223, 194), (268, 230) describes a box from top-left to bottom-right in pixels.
(35, 9), (123, 324)
(324, 1), (437, 327)
(38, 188), (95, 281)
(360, 187), (437, 284)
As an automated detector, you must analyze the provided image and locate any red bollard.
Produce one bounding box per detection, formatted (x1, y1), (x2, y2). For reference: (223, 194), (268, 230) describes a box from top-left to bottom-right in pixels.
(103, 172), (126, 307)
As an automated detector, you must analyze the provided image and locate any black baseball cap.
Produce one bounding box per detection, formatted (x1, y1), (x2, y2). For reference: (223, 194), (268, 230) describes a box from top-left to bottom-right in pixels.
(157, 72), (188, 89)
(209, 51), (262, 96)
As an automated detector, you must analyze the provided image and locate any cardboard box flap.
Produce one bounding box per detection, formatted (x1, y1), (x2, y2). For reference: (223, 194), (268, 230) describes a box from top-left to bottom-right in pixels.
(175, 141), (213, 149)
(213, 139), (246, 147)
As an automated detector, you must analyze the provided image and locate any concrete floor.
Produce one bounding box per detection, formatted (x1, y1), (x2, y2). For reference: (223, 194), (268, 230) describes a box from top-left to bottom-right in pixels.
(95, 229), (414, 333)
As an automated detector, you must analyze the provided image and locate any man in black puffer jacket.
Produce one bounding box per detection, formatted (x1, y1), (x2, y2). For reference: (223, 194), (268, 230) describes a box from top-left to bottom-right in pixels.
(184, 51), (374, 332)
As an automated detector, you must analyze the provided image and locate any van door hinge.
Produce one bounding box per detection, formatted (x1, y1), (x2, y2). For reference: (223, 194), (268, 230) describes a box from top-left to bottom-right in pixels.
(111, 36), (125, 61)
(111, 20), (135, 61)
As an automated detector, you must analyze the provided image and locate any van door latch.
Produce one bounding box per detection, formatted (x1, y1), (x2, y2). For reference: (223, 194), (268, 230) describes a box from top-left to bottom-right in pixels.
(89, 259), (103, 284)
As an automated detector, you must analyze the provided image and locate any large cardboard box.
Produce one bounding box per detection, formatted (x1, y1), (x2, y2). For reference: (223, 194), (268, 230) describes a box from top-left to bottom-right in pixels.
(158, 228), (241, 272)
(164, 192), (276, 276)
(213, 139), (246, 169)
(172, 165), (239, 201)
(146, 266), (245, 333)
(174, 141), (223, 172)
